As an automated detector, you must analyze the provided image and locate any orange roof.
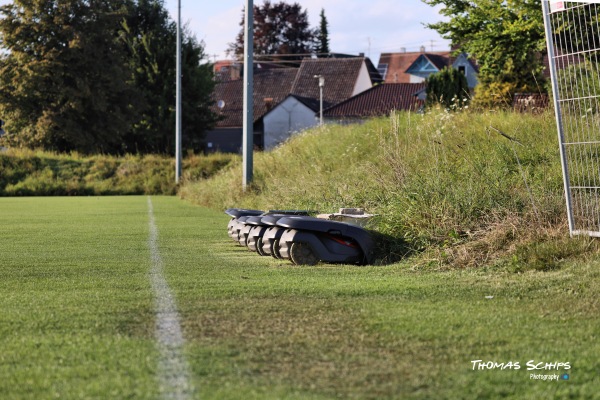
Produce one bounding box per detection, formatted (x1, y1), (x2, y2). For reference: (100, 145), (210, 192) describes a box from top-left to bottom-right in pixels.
(378, 51), (450, 83)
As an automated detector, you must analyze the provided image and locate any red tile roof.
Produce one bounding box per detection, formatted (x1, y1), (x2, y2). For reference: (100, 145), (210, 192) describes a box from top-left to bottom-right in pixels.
(212, 68), (298, 127)
(212, 57), (379, 127)
(323, 83), (425, 118)
(378, 51), (450, 83)
(291, 57), (369, 108)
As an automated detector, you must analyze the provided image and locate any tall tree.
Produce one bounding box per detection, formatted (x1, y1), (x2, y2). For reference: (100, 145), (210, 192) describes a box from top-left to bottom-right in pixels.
(122, 0), (216, 154)
(0, 0), (140, 153)
(316, 8), (330, 56)
(423, 0), (546, 107)
(228, 0), (316, 62)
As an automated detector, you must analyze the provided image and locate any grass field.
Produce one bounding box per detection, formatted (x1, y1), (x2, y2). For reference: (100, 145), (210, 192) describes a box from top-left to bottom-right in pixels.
(1, 196), (599, 399)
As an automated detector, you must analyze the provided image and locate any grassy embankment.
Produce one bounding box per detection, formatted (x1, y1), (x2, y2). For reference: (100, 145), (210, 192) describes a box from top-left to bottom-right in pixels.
(1, 196), (598, 399)
(181, 109), (598, 270)
(0, 148), (237, 196)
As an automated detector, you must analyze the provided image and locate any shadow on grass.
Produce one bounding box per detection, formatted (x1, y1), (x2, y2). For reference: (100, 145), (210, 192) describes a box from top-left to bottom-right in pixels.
(368, 230), (416, 266)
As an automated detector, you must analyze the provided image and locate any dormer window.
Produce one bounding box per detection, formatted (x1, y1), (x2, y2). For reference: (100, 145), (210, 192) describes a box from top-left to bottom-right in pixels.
(406, 56), (439, 74)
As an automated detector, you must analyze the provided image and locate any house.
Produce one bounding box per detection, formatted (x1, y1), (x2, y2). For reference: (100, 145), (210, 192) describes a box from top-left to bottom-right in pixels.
(323, 83), (426, 123)
(262, 95), (320, 149)
(378, 49), (478, 89)
(205, 56), (382, 152)
(206, 67), (297, 152)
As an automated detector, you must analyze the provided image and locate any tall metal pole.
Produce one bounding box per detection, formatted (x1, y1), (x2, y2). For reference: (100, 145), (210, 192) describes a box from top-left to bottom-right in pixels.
(541, 0), (575, 236)
(243, 0), (254, 189)
(175, 0), (182, 183)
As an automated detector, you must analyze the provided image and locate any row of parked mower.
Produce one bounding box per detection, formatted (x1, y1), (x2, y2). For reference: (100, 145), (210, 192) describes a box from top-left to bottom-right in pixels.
(226, 208), (375, 265)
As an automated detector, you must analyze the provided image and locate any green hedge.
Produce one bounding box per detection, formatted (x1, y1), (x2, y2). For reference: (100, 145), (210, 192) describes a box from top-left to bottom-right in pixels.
(0, 149), (237, 196)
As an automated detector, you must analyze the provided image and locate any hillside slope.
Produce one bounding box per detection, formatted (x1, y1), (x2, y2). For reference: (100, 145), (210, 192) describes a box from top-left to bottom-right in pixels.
(181, 110), (596, 267)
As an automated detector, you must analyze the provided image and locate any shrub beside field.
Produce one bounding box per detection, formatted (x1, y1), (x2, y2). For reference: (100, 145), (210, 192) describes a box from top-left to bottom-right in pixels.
(0, 149), (237, 196)
(181, 109), (598, 268)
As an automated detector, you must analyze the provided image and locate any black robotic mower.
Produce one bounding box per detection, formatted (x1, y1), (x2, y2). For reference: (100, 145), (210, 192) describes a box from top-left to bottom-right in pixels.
(245, 213), (307, 256)
(224, 209), (374, 266)
(225, 208), (263, 244)
(275, 216), (374, 266)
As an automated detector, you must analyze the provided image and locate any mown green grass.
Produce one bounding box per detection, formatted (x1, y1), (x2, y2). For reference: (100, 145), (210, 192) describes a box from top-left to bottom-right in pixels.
(151, 197), (600, 399)
(0, 197), (158, 399)
(2, 196), (598, 399)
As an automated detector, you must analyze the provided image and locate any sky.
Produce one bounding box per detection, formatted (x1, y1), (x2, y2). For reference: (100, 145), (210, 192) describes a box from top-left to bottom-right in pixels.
(163, 0), (450, 65)
(0, 0), (450, 65)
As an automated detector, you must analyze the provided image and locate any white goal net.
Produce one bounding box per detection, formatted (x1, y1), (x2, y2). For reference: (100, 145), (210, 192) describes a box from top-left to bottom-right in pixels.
(543, 0), (600, 236)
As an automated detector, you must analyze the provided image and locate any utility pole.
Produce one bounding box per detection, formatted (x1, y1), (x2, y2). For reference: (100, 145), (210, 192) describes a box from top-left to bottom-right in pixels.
(243, 0), (254, 189)
(175, 0), (182, 183)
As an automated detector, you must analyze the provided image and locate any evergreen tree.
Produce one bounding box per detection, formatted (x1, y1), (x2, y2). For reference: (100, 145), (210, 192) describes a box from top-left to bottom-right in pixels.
(228, 0), (316, 62)
(0, 0), (140, 153)
(425, 67), (470, 109)
(316, 8), (330, 56)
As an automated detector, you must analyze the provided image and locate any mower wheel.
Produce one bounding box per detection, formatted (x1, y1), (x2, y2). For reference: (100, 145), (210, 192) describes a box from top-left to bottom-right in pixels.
(256, 237), (266, 256)
(272, 239), (283, 259)
(289, 242), (319, 266)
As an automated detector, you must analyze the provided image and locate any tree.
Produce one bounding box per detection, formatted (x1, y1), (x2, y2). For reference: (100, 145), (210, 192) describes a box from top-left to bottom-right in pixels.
(316, 8), (330, 56)
(423, 0), (546, 107)
(121, 0), (217, 154)
(0, 0), (216, 154)
(425, 67), (470, 109)
(228, 0), (316, 62)
(0, 0), (140, 153)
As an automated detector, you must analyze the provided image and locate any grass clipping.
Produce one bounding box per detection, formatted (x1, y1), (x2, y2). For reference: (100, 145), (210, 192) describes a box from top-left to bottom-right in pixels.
(180, 109), (595, 269)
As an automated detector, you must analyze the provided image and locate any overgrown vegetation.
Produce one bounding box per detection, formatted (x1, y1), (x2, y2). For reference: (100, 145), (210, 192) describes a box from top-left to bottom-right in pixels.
(181, 109), (597, 269)
(424, 0), (547, 107)
(0, 149), (236, 196)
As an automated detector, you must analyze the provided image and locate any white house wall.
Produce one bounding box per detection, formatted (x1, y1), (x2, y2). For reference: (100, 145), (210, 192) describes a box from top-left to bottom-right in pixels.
(263, 97), (317, 150)
(352, 62), (374, 96)
(409, 75), (426, 83)
(452, 53), (479, 89)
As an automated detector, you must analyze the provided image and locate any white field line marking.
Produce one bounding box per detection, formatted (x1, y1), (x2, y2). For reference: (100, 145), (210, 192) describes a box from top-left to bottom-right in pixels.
(147, 197), (194, 399)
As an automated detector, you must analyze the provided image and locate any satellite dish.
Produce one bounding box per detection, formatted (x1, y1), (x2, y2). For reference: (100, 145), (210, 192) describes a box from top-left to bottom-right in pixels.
(217, 100), (225, 109)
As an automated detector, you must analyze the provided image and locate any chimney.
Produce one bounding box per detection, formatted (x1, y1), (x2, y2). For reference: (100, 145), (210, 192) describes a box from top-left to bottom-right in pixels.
(359, 52), (365, 57)
(264, 97), (274, 111)
(400, 47), (406, 53)
(420, 45), (426, 53)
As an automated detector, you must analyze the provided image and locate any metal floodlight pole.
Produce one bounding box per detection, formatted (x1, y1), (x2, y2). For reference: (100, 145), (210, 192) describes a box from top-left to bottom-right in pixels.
(175, 0), (182, 184)
(314, 75), (324, 125)
(242, 0), (254, 190)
